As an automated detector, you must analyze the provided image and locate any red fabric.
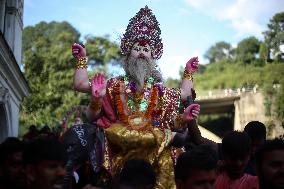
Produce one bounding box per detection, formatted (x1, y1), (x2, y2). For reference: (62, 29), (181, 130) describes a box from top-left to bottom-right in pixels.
(96, 79), (117, 128)
(215, 172), (259, 189)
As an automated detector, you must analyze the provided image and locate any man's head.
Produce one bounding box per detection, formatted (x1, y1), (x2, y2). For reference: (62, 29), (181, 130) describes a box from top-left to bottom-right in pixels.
(221, 131), (251, 179)
(115, 159), (156, 189)
(256, 138), (284, 189)
(175, 145), (218, 189)
(244, 121), (266, 156)
(0, 137), (26, 189)
(24, 137), (67, 189)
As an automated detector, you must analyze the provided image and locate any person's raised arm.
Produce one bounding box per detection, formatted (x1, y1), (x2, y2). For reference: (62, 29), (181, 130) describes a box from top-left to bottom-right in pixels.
(184, 104), (218, 152)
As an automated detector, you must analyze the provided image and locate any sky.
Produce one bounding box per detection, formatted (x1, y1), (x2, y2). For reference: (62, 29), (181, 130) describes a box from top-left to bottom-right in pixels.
(24, 0), (284, 79)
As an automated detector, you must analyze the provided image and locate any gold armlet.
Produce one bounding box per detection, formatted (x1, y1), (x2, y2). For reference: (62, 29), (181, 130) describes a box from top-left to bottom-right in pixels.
(76, 57), (88, 69)
(183, 69), (193, 81)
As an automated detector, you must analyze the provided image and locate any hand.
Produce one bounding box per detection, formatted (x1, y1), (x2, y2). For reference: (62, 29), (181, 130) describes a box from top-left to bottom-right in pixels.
(91, 73), (106, 98)
(185, 56), (199, 73)
(183, 103), (200, 121)
(72, 43), (86, 60)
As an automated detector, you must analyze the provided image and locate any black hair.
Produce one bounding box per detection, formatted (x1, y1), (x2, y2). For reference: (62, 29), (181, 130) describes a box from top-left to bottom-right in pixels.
(244, 121), (266, 141)
(0, 137), (24, 164)
(117, 159), (156, 188)
(175, 145), (218, 181)
(255, 137), (284, 168)
(221, 131), (251, 158)
(23, 137), (67, 165)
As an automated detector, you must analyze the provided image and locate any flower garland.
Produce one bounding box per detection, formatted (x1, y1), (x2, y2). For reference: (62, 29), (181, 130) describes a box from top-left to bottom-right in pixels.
(145, 86), (158, 118)
(113, 77), (158, 129)
(114, 81), (128, 124)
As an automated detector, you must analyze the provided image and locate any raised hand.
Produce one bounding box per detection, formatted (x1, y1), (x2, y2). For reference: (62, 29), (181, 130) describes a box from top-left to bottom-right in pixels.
(91, 73), (106, 98)
(185, 56), (199, 73)
(183, 103), (200, 121)
(72, 43), (86, 60)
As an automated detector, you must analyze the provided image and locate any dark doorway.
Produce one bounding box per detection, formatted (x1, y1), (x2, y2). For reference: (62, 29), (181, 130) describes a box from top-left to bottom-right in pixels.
(0, 104), (8, 142)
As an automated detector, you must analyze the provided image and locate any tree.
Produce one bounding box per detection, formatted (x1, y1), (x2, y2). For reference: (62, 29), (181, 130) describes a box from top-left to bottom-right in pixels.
(235, 36), (261, 64)
(263, 12), (284, 61)
(204, 41), (232, 63)
(20, 21), (121, 132)
(259, 42), (269, 64)
(85, 34), (122, 66)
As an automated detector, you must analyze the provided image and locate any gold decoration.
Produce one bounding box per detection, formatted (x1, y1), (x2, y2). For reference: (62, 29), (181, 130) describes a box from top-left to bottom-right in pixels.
(183, 69), (193, 80)
(76, 57), (88, 69)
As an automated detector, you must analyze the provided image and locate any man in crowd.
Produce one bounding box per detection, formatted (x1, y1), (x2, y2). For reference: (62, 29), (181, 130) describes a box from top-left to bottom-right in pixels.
(256, 137), (284, 189)
(244, 121), (267, 176)
(23, 137), (67, 189)
(215, 131), (258, 189)
(114, 159), (156, 189)
(0, 137), (26, 189)
(175, 145), (218, 189)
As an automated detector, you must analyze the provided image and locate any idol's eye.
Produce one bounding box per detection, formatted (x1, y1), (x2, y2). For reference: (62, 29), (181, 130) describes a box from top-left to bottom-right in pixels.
(133, 47), (140, 52)
(143, 48), (149, 52)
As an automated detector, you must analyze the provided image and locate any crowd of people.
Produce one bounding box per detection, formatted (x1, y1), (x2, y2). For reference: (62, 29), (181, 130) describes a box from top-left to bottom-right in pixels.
(0, 121), (283, 189)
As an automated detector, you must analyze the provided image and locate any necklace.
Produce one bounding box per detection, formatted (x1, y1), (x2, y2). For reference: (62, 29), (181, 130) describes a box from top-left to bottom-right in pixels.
(114, 76), (158, 130)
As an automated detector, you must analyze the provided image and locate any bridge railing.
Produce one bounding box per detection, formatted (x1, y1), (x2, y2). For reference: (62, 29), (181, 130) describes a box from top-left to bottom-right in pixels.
(196, 85), (259, 100)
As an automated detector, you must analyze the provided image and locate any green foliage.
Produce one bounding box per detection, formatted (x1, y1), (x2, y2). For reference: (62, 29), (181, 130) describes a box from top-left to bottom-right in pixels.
(263, 12), (284, 61)
(20, 21), (121, 134)
(204, 41), (232, 63)
(235, 36), (261, 64)
(85, 35), (121, 66)
(259, 42), (268, 64)
(165, 77), (179, 88)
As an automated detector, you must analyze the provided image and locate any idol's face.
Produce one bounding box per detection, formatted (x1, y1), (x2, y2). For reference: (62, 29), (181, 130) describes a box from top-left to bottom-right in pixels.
(130, 42), (152, 59)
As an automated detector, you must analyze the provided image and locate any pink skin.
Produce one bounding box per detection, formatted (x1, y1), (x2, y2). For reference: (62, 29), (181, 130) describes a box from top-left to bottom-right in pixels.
(72, 43), (86, 60)
(183, 104), (200, 121)
(185, 56), (199, 73)
(91, 73), (106, 98)
(130, 42), (152, 59)
(180, 56), (199, 100)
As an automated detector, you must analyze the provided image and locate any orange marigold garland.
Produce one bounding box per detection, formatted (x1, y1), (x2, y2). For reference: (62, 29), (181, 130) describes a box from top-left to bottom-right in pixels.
(113, 78), (158, 129)
(145, 86), (158, 118)
(114, 81), (128, 124)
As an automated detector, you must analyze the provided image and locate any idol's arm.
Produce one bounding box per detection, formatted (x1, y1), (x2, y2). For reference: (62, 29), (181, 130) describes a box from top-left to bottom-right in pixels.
(180, 57), (199, 100)
(72, 43), (91, 93)
(180, 78), (193, 100)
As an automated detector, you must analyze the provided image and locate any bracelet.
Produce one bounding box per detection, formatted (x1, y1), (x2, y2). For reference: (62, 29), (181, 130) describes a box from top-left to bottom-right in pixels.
(76, 57), (88, 69)
(183, 69), (193, 80)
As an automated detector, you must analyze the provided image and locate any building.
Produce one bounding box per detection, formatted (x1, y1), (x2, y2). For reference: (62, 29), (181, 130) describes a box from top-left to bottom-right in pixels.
(0, 0), (29, 142)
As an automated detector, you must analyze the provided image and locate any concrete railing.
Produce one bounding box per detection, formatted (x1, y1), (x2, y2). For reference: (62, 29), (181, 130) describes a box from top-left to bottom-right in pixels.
(196, 85), (259, 100)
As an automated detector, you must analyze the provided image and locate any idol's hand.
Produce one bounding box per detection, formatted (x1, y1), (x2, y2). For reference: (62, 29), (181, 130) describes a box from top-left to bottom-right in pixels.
(91, 73), (106, 98)
(183, 103), (200, 121)
(185, 56), (199, 73)
(72, 43), (87, 60)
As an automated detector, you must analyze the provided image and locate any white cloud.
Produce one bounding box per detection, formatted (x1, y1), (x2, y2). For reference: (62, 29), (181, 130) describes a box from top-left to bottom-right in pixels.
(184, 0), (284, 38)
(230, 19), (264, 38)
(159, 51), (206, 79)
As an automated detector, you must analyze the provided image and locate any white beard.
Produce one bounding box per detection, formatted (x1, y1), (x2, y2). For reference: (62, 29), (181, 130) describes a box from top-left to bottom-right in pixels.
(123, 56), (163, 89)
